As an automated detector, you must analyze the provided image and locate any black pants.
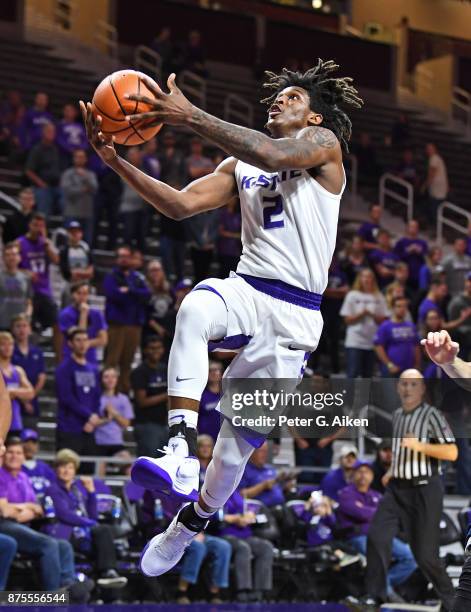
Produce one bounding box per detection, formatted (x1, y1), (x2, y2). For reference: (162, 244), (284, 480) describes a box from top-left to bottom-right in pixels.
(366, 476), (455, 610)
(56, 431), (98, 474)
(91, 524), (117, 572)
(453, 555), (471, 612)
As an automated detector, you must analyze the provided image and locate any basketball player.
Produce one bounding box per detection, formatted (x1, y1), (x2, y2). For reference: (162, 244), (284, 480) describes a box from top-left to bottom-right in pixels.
(0, 373), (12, 455)
(80, 59), (363, 576)
(422, 330), (471, 612)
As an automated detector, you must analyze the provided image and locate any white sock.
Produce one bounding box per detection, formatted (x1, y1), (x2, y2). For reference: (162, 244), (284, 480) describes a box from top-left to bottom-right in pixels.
(194, 501), (216, 519)
(168, 409), (198, 430)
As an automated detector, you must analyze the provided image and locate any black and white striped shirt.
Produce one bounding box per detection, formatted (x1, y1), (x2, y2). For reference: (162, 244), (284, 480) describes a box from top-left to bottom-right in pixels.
(391, 402), (455, 480)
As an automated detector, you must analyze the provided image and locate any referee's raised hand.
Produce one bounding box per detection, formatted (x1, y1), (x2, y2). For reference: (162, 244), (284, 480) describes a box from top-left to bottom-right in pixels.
(420, 330), (459, 365)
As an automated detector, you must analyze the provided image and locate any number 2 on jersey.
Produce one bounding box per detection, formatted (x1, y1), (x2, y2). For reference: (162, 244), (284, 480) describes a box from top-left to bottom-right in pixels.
(262, 195), (284, 230)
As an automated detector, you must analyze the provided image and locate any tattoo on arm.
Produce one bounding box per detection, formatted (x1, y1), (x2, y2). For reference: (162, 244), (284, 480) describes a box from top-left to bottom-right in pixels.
(302, 126), (338, 149)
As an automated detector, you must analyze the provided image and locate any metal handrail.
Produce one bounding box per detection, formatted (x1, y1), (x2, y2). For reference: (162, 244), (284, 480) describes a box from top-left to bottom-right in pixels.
(0, 188), (21, 212)
(451, 86), (471, 135)
(437, 201), (471, 244)
(379, 172), (414, 221)
(179, 70), (207, 110)
(224, 93), (254, 128)
(134, 45), (162, 81)
(94, 20), (118, 59)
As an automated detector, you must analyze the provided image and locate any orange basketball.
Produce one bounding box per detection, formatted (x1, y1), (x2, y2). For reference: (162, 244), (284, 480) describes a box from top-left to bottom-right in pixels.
(91, 69), (163, 146)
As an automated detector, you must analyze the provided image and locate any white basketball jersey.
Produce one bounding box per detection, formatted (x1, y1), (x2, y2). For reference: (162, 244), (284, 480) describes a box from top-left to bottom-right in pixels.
(235, 160), (345, 294)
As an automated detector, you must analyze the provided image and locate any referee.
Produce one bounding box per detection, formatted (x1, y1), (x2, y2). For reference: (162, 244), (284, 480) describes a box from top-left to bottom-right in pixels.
(363, 369), (458, 611)
(422, 330), (471, 612)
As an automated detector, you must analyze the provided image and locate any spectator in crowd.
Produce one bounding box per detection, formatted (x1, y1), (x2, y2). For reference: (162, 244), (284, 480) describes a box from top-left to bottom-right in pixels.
(119, 147), (149, 250)
(44, 448), (128, 588)
(340, 235), (369, 285)
(417, 277), (455, 326)
(374, 296), (420, 377)
(103, 246), (151, 392)
(442, 237), (471, 296)
(0, 242), (32, 330)
(447, 272), (471, 360)
(340, 269), (388, 378)
(130, 248), (145, 273)
(187, 209), (219, 283)
(157, 130), (187, 280)
(25, 123), (62, 215)
(176, 530), (231, 604)
(150, 27), (174, 75)
(58, 281), (107, 365)
(59, 221), (94, 290)
(337, 462), (417, 600)
(0, 332), (34, 436)
(144, 259), (173, 345)
(56, 103), (88, 164)
(94, 366), (134, 460)
(2, 187), (35, 244)
(423, 142), (448, 225)
(21, 429), (56, 497)
(467, 218), (471, 256)
(385, 262), (415, 308)
(186, 138), (214, 180)
(197, 434), (214, 486)
(0, 439), (93, 600)
(17, 213), (60, 354)
(181, 30), (208, 77)
(11, 314), (45, 418)
(218, 199), (242, 278)
(240, 442), (293, 507)
(418, 245), (444, 292)
(60, 149), (98, 245)
(320, 257), (349, 373)
(358, 204), (382, 250)
(320, 444), (358, 502)
(21, 92), (54, 149)
(55, 328), (100, 456)
(198, 361), (222, 442)
(220, 487), (274, 603)
(371, 439), (392, 494)
(142, 138), (161, 179)
(0, 89), (25, 153)
(384, 282), (410, 320)
(393, 220), (428, 290)
(369, 229), (400, 290)
(353, 132), (381, 186)
(394, 149), (419, 192)
(131, 336), (168, 456)
(390, 113), (410, 148)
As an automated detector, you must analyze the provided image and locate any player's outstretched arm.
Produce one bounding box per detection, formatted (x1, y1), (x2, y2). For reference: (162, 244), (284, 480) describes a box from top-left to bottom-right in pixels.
(125, 74), (340, 172)
(421, 330), (471, 390)
(79, 101), (237, 219)
(0, 374), (12, 454)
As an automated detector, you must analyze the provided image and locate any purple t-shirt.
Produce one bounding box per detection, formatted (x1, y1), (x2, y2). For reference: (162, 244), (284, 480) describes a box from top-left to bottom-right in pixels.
(298, 508), (336, 547)
(0, 467), (36, 503)
(220, 489), (252, 538)
(394, 238), (428, 282)
(21, 108), (54, 148)
(95, 393), (134, 446)
(198, 388), (222, 442)
(239, 462), (285, 507)
(368, 249), (400, 288)
(1, 367), (22, 432)
(58, 305), (107, 364)
(358, 222), (379, 245)
(56, 120), (88, 154)
(22, 459), (57, 496)
(56, 358), (100, 433)
(374, 320), (419, 374)
(418, 297), (443, 323)
(18, 235), (51, 296)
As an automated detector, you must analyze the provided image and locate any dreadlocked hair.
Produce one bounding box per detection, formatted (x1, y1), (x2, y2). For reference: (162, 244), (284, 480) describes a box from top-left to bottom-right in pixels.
(261, 58), (363, 152)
